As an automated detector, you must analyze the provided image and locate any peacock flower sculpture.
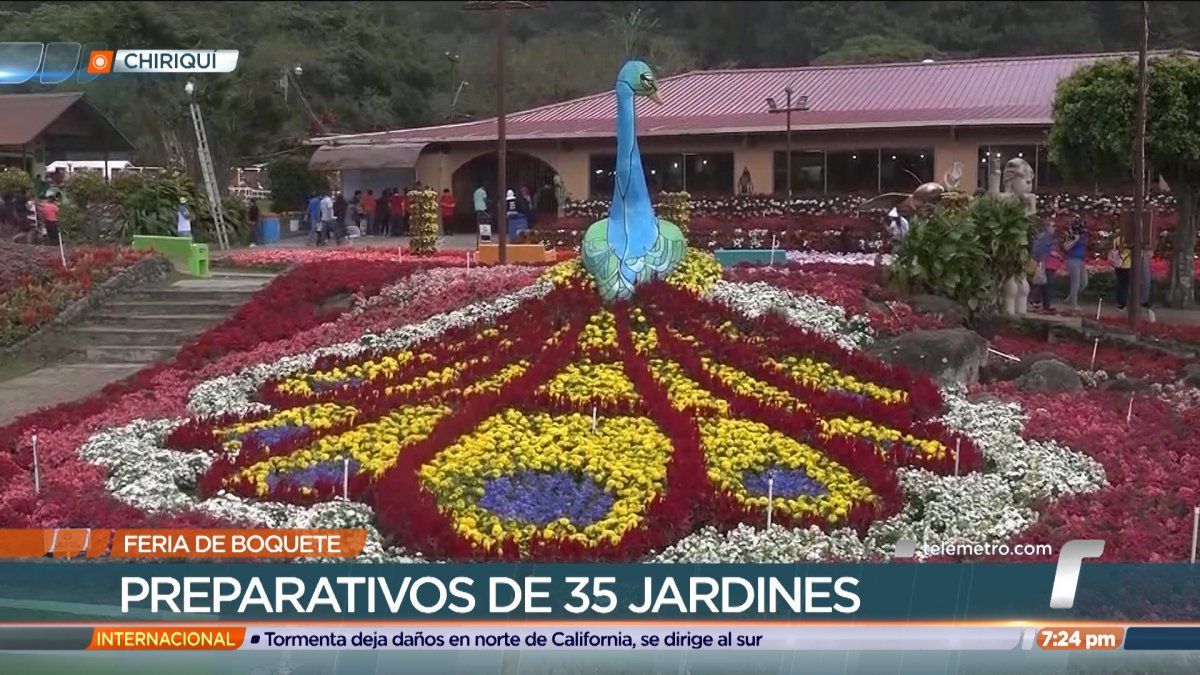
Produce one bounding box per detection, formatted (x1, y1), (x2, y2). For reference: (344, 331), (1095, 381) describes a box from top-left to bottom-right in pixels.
(146, 64), (985, 562)
(582, 60), (687, 302)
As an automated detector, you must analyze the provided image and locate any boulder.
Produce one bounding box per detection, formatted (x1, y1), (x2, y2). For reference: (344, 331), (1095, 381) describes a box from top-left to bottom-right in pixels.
(867, 329), (989, 385)
(907, 294), (967, 323)
(1016, 359), (1083, 393)
(1182, 363), (1200, 387)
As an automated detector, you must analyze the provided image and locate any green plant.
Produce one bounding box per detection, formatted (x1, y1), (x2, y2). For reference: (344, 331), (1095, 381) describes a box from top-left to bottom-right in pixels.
(110, 171), (146, 203)
(892, 204), (994, 312)
(266, 158), (327, 212)
(970, 196), (1033, 282)
(0, 168), (31, 195)
(894, 196), (1036, 314)
(116, 172), (196, 240)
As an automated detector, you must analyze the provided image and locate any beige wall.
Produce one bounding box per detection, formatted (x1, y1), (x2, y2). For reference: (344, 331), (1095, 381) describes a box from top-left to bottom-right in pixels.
(413, 126), (1048, 201)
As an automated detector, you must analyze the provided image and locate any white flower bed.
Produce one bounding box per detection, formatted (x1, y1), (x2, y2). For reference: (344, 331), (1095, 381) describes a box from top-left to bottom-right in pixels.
(79, 419), (421, 563)
(784, 251), (893, 267)
(707, 280), (874, 349)
(79, 271), (1105, 563)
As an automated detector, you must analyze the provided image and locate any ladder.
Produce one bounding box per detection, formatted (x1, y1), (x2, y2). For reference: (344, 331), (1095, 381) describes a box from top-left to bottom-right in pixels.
(187, 98), (230, 250)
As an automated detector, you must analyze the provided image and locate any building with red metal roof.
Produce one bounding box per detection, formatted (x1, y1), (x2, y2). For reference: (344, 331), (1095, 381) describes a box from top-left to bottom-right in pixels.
(308, 51), (1195, 224)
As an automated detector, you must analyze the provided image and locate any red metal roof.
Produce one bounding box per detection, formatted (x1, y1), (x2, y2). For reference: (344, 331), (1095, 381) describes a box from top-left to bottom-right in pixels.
(313, 51), (1197, 145)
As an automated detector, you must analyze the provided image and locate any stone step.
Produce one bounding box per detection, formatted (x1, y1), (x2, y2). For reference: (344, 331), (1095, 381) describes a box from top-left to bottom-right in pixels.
(69, 325), (196, 347)
(84, 345), (178, 364)
(209, 269), (279, 280)
(170, 278), (271, 292)
(107, 299), (244, 314)
(121, 288), (259, 303)
(86, 313), (227, 330)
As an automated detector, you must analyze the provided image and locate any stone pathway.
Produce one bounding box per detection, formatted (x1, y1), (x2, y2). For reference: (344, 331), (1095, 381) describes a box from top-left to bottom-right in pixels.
(0, 269), (275, 426)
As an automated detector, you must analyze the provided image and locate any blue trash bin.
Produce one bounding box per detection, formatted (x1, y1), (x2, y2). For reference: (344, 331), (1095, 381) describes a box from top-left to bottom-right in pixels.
(508, 214), (528, 238)
(256, 214), (281, 246)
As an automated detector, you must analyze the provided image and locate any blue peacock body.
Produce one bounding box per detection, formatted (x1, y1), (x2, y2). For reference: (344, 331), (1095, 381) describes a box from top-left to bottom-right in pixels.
(582, 61), (687, 302)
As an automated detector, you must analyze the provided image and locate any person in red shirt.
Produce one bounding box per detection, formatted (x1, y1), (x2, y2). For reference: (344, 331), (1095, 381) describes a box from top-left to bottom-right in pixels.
(439, 189), (456, 232)
(39, 194), (59, 243)
(360, 190), (376, 232)
(388, 189), (405, 236)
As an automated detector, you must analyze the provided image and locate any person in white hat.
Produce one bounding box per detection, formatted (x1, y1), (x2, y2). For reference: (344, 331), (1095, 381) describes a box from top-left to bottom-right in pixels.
(176, 197), (192, 239)
(885, 207), (909, 242)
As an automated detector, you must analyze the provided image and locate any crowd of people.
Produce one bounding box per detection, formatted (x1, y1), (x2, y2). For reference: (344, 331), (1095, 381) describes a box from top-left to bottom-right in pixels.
(471, 183), (539, 237)
(1029, 218), (1152, 313)
(300, 183), (461, 246)
(1, 178), (61, 246)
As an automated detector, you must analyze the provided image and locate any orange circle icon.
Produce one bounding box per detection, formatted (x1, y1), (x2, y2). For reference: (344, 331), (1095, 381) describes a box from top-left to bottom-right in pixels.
(87, 50), (115, 75)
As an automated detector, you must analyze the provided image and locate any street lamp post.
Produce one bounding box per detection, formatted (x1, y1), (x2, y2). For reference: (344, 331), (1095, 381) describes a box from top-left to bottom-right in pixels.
(766, 87), (809, 198)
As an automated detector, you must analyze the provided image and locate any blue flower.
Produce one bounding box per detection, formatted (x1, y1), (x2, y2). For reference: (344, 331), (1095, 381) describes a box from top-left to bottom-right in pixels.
(480, 470), (614, 527)
(311, 376), (364, 393)
(243, 424), (308, 447)
(267, 458), (362, 491)
(743, 466), (827, 498)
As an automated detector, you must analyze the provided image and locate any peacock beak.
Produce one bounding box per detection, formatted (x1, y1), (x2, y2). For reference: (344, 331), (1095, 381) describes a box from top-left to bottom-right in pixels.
(647, 89), (663, 105)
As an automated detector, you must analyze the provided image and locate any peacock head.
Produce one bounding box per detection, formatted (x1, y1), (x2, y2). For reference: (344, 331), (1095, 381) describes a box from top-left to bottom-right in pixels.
(617, 60), (662, 105)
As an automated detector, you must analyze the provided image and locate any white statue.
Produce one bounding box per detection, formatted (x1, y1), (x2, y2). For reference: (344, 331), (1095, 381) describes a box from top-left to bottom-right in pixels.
(997, 157), (1036, 218)
(992, 157), (1036, 316)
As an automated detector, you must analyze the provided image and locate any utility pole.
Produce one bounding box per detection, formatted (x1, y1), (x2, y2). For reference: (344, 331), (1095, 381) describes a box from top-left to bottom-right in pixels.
(1130, 0), (1149, 327)
(463, 1), (547, 263)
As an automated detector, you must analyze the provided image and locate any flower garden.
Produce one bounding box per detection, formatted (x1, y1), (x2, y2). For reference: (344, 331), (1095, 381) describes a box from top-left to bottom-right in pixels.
(0, 243), (147, 348)
(6, 239), (1200, 563)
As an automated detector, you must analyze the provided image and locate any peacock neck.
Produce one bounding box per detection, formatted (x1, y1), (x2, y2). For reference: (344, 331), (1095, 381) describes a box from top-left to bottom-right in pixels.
(612, 83), (651, 214)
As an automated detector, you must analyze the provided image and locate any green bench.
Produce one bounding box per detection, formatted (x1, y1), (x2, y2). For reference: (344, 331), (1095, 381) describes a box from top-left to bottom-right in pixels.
(131, 235), (210, 277)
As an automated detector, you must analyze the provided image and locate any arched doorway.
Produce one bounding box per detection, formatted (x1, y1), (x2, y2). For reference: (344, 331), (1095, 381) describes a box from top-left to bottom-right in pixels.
(449, 151), (560, 233)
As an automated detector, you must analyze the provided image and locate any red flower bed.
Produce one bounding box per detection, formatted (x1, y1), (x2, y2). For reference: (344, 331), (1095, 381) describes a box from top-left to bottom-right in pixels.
(988, 332), (1185, 382)
(175, 260), (415, 368)
(1002, 385), (1200, 562)
(0, 242), (61, 292)
(530, 214), (887, 253)
(223, 246), (468, 269)
(1, 246), (147, 347)
(1092, 315), (1200, 349)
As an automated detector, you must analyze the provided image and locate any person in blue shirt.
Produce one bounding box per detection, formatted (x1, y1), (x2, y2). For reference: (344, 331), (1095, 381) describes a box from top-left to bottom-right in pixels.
(305, 192), (323, 245)
(1062, 219), (1089, 309)
(1029, 220), (1057, 311)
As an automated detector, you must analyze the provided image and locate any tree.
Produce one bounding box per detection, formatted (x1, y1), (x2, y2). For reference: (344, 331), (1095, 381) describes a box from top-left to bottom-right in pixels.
(265, 158), (328, 212)
(1049, 53), (1200, 307)
(813, 35), (945, 65)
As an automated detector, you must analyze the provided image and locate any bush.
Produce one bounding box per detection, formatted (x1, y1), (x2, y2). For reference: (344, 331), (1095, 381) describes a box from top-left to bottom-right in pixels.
(893, 196), (1034, 313)
(62, 171), (112, 209)
(0, 168), (31, 196)
(266, 157), (327, 212)
(893, 205), (993, 311)
(971, 196), (1034, 282)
